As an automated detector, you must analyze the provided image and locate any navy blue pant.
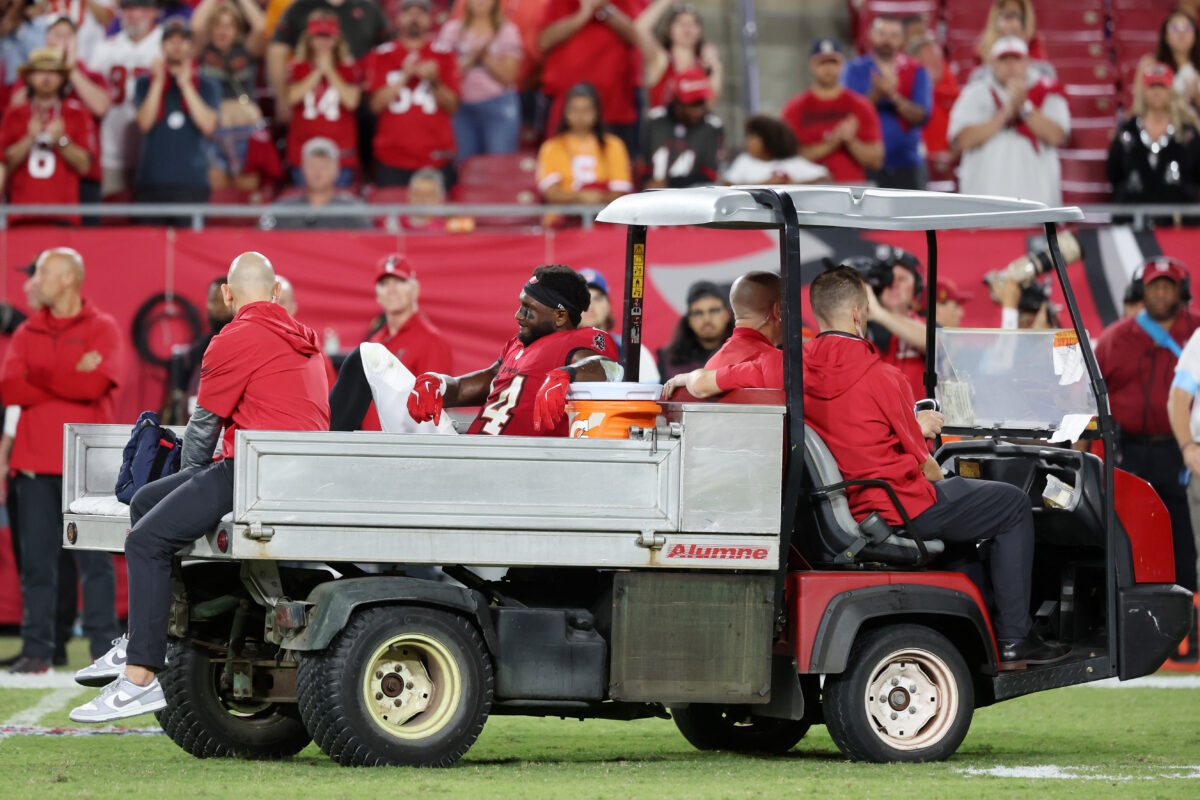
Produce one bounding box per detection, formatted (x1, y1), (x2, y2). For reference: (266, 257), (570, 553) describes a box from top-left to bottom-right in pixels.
(913, 477), (1035, 641)
(14, 474), (120, 660)
(125, 460), (234, 669)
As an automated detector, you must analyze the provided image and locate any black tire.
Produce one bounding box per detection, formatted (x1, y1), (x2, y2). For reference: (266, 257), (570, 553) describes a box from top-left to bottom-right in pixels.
(823, 624), (974, 763)
(296, 605), (493, 767)
(671, 705), (811, 754)
(154, 640), (311, 759)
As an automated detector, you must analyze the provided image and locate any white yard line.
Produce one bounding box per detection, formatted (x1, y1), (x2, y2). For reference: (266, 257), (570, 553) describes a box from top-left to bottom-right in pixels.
(0, 687), (80, 740)
(1073, 675), (1200, 689)
(959, 765), (1200, 781)
(0, 672), (87, 690)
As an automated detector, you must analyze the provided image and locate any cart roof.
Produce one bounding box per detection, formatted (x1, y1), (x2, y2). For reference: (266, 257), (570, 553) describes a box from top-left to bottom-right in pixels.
(595, 186), (1085, 231)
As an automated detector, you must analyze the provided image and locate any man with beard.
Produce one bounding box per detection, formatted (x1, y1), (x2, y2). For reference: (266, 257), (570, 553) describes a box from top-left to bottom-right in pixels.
(133, 18), (220, 212)
(1096, 258), (1200, 596)
(364, 0), (460, 188)
(163, 276), (233, 424)
(331, 264), (618, 434)
(842, 14), (931, 190)
(0, 47), (97, 223)
(89, 0), (162, 198)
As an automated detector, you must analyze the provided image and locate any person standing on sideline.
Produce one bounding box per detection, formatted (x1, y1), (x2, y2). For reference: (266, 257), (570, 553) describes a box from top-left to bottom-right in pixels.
(70, 252), (330, 721)
(0, 247), (123, 675)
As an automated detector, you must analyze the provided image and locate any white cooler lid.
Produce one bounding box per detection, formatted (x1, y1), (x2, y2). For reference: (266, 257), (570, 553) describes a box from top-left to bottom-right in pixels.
(566, 381), (663, 401)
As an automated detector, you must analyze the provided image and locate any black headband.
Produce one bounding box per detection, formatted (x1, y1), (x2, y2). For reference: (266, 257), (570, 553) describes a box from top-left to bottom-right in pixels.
(524, 280), (581, 315)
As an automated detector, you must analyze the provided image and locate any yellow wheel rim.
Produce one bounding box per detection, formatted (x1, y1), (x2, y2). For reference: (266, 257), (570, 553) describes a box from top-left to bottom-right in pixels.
(361, 633), (462, 740)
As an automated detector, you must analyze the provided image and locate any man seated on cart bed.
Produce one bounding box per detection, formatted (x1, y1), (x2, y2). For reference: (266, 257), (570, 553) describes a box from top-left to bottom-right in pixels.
(332, 264), (621, 435)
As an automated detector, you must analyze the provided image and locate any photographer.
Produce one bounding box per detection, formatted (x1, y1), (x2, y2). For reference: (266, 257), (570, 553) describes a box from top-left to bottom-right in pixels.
(846, 248), (931, 399)
(991, 275), (1058, 329)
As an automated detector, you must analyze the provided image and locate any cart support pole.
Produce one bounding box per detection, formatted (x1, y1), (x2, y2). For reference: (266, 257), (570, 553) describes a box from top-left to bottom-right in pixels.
(619, 225), (647, 382)
(923, 230), (939, 401)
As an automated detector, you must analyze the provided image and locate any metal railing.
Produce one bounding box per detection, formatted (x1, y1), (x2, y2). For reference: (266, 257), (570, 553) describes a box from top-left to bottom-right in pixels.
(1, 202), (1198, 231)
(0, 203), (608, 231)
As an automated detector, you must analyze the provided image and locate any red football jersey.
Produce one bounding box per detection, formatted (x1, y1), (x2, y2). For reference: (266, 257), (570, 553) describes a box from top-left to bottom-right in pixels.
(467, 327), (616, 437)
(540, 0), (639, 126)
(781, 88), (882, 183)
(0, 100), (97, 220)
(285, 61), (360, 168)
(364, 39), (460, 169)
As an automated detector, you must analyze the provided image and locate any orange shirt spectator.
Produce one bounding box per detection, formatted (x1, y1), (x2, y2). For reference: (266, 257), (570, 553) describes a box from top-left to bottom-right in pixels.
(536, 82), (631, 203)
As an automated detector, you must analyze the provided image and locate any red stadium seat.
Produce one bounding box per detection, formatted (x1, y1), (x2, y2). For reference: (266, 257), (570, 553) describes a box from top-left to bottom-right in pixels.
(1059, 151), (1110, 194)
(451, 185), (540, 228)
(1066, 92), (1119, 118)
(1043, 40), (1110, 62)
(1069, 119), (1118, 150)
(207, 186), (276, 228)
(1055, 59), (1117, 87)
(1036, 7), (1106, 35)
(456, 154), (539, 189)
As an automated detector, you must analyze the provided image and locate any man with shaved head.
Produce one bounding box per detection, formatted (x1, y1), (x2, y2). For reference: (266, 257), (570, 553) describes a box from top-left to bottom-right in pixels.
(0, 248), (123, 675)
(71, 252), (331, 722)
(661, 271), (784, 399)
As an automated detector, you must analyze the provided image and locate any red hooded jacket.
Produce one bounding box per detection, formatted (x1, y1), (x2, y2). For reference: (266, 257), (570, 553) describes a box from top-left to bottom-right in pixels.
(197, 301), (331, 459)
(0, 300), (123, 475)
(803, 332), (936, 523)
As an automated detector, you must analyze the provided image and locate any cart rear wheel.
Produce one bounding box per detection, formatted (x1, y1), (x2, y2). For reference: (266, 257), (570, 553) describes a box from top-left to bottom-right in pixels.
(671, 704), (811, 753)
(823, 624), (973, 762)
(296, 605), (492, 767)
(155, 640), (310, 759)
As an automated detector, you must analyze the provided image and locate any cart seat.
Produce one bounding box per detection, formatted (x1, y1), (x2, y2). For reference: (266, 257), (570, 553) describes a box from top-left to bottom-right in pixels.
(802, 424), (943, 566)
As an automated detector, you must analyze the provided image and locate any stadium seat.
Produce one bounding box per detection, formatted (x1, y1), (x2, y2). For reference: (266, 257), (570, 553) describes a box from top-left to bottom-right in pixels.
(451, 185), (540, 228)
(1054, 59), (1117, 88)
(207, 187), (275, 228)
(1059, 150), (1111, 202)
(1065, 92), (1119, 119)
(456, 154), (539, 189)
(1070, 119), (1118, 151)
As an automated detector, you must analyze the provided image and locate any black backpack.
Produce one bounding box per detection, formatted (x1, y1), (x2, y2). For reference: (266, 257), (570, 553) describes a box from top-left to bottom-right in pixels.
(114, 411), (182, 503)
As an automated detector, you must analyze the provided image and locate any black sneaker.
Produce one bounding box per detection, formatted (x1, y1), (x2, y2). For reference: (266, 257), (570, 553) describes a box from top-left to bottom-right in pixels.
(7, 656), (52, 675)
(0, 652), (24, 668)
(999, 630), (1070, 669)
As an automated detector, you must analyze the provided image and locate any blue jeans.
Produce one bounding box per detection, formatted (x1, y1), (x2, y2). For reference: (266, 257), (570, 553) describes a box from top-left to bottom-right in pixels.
(15, 474), (120, 660)
(290, 166), (356, 189)
(453, 92), (520, 160)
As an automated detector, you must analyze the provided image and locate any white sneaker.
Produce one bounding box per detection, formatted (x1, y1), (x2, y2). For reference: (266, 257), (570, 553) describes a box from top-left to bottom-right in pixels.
(75, 636), (128, 687)
(69, 675), (166, 723)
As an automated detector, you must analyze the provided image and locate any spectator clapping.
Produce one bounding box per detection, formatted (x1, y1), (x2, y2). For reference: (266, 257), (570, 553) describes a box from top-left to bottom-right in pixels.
(285, 11), (360, 187)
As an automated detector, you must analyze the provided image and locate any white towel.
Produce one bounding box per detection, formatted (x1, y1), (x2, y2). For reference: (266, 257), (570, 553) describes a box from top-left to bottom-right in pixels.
(359, 343), (457, 435)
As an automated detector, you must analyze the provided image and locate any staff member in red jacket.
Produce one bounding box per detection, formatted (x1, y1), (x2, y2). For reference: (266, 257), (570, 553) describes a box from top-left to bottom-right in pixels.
(661, 270), (783, 398)
(803, 266), (1065, 667)
(70, 251), (331, 722)
(1095, 258), (1200, 592)
(0, 247), (123, 675)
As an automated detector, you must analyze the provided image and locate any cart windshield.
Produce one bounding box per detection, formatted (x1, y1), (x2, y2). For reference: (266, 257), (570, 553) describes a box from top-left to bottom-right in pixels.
(934, 328), (1098, 440)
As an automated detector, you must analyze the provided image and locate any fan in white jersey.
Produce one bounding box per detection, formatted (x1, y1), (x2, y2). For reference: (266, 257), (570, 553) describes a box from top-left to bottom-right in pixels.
(33, 0), (118, 63)
(88, 0), (162, 197)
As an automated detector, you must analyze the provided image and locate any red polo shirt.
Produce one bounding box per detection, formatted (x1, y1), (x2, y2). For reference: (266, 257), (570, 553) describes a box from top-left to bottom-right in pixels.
(1094, 309), (1200, 436)
(803, 332), (936, 523)
(0, 300), (123, 475)
(361, 312), (453, 431)
(197, 301), (331, 459)
(707, 327), (783, 391)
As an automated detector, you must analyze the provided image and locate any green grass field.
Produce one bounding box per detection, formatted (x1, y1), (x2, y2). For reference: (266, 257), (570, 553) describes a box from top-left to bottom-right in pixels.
(0, 638), (1196, 799)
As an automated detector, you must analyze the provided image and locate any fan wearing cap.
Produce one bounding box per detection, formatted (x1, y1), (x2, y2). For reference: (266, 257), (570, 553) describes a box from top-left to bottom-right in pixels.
(947, 35), (1070, 206)
(1096, 257), (1200, 592)
(284, 11), (360, 185)
(782, 37), (884, 183)
(354, 255), (453, 431)
(640, 67), (723, 189)
(1108, 62), (1200, 207)
(132, 19), (222, 207)
(930, 279), (971, 328)
(0, 47), (98, 224)
(261, 137), (370, 229)
(842, 14), (931, 190)
(88, 0), (163, 199)
(364, 0), (461, 189)
(407, 264), (620, 436)
(30, 0), (115, 64)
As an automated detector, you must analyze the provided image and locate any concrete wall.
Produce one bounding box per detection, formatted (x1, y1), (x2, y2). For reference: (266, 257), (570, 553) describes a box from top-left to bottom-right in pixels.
(690, 0), (850, 152)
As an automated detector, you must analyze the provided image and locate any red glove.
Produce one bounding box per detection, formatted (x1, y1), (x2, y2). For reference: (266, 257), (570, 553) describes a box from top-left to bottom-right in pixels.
(533, 368), (572, 433)
(408, 373), (447, 425)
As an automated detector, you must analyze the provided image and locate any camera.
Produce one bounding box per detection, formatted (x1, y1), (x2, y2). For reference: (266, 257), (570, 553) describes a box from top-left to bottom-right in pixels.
(827, 245), (924, 298)
(983, 231), (1082, 293)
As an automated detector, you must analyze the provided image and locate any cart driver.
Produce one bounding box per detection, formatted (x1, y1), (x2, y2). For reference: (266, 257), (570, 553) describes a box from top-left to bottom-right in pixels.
(406, 264), (621, 435)
(69, 252), (332, 723)
(806, 266), (1067, 668)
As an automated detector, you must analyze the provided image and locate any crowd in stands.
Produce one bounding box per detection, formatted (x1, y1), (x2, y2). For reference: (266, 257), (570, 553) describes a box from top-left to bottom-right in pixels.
(3, 0), (1200, 223)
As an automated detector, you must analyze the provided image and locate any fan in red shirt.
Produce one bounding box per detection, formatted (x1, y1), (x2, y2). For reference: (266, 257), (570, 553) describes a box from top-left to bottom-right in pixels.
(408, 264), (619, 437)
(364, 0), (460, 187)
(661, 271), (784, 399)
(538, 0), (641, 145)
(0, 48), (98, 224)
(782, 38), (883, 183)
(284, 13), (361, 184)
(358, 254), (453, 431)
